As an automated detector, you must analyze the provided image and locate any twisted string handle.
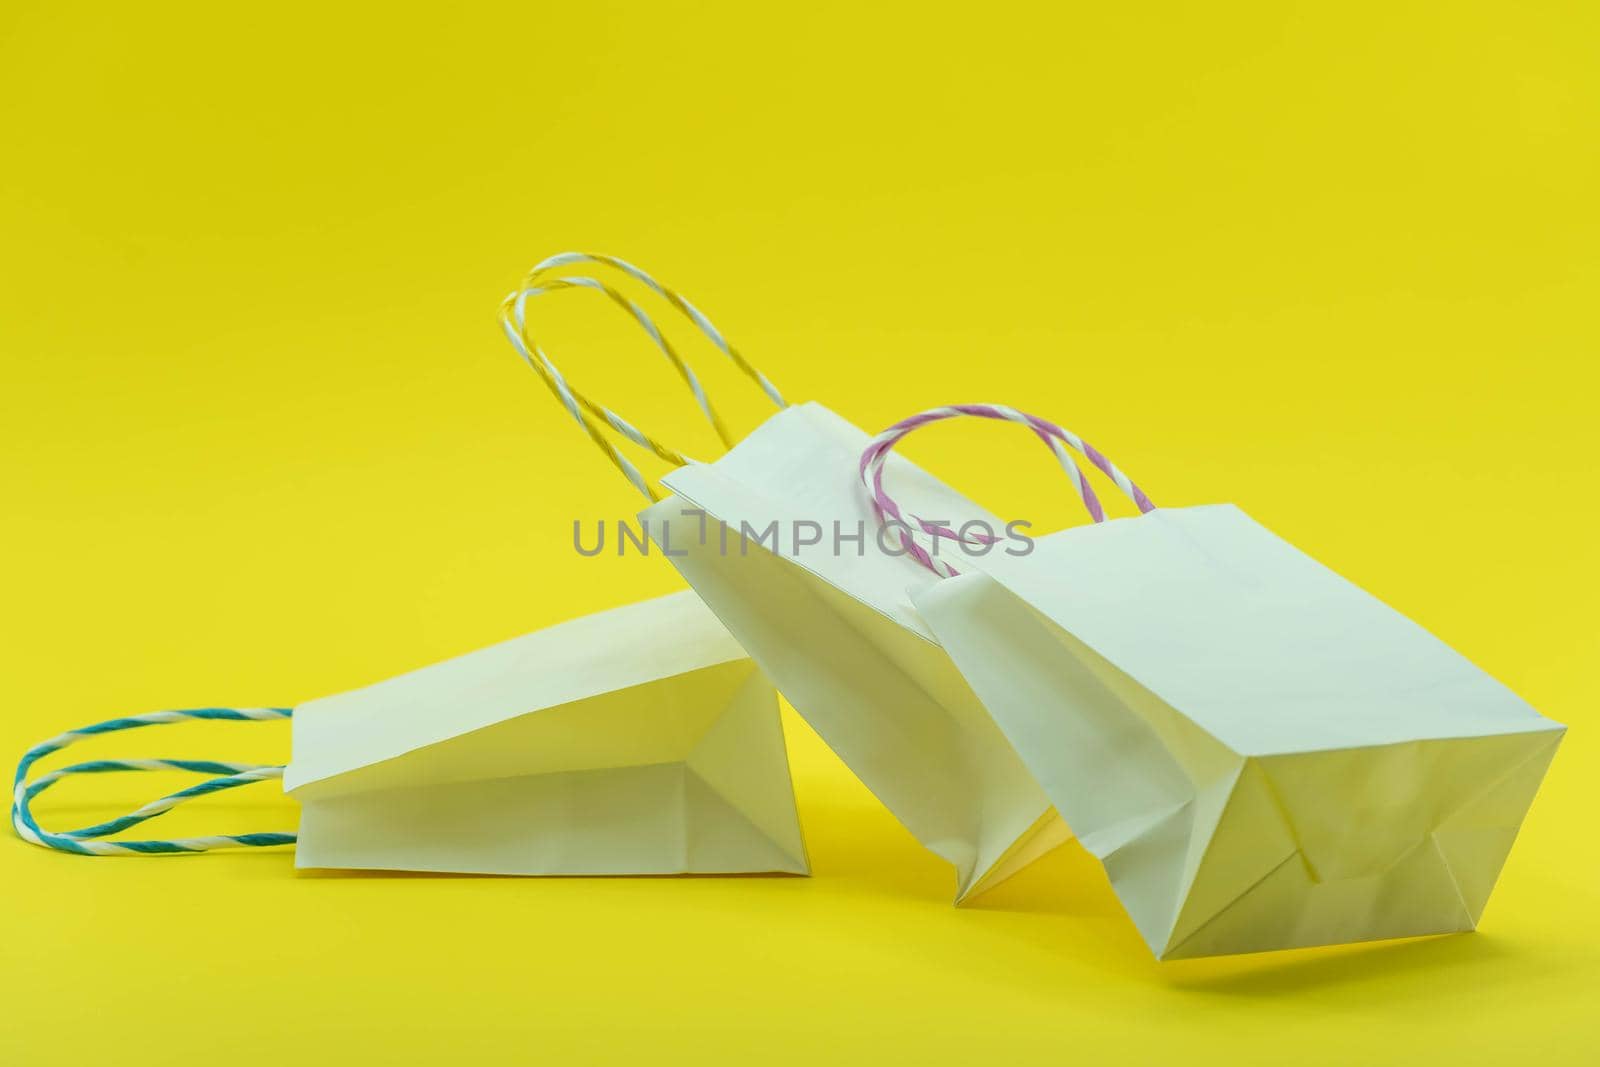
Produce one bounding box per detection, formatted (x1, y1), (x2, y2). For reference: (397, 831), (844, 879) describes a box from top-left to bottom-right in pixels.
(860, 404), (1155, 577)
(531, 252), (786, 410)
(499, 252), (787, 501)
(12, 707), (296, 855)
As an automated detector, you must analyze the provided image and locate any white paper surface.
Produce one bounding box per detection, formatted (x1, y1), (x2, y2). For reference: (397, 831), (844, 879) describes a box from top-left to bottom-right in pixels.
(285, 591), (809, 876)
(643, 402), (1066, 901)
(913, 504), (1564, 956)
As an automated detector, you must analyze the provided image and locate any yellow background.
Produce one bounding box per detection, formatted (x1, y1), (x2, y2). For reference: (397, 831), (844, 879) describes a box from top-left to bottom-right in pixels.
(2, 2), (1596, 1062)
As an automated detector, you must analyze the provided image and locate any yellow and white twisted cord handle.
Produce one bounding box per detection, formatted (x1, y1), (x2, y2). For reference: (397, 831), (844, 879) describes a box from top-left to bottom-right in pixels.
(505, 278), (716, 458)
(532, 252), (787, 411)
(499, 253), (787, 501)
(500, 297), (675, 501)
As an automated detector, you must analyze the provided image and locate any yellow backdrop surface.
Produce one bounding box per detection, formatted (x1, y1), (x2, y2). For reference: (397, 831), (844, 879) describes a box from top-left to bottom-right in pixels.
(2, 2), (1596, 1063)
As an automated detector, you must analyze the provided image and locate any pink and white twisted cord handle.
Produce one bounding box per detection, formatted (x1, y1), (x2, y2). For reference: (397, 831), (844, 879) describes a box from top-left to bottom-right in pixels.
(860, 404), (1156, 577)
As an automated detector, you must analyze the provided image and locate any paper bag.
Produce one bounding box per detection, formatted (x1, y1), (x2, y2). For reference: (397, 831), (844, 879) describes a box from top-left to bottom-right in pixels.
(867, 405), (1565, 957)
(645, 404), (1069, 901)
(284, 590), (809, 876)
(500, 256), (1065, 901)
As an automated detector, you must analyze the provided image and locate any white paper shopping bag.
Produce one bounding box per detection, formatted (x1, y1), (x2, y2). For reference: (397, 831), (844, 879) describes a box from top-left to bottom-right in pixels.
(284, 591), (808, 875)
(863, 404), (1564, 958)
(500, 255), (1066, 901)
(14, 591), (808, 877)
